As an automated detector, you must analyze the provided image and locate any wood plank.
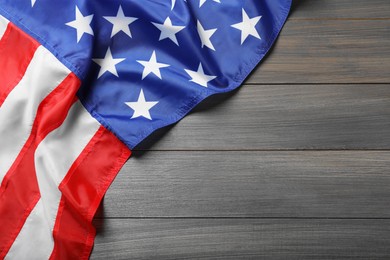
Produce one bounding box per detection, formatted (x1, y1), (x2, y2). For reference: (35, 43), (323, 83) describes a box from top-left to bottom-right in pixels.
(91, 219), (390, 259)
(136, 84), (390, 150)
(98, 151), (390, 218)
(291, 0), (390, 19)
(246, 20), (390, 84)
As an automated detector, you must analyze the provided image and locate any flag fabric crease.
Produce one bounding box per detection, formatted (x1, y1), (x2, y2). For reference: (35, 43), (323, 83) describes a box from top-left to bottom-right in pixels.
(0, 0), (291, 258)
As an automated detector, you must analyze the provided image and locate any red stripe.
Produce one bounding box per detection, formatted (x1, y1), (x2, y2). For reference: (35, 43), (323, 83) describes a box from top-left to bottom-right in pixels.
(0, 23), (40, 106)
(50, 126), (131, 260)
(0, 73), (80, 257)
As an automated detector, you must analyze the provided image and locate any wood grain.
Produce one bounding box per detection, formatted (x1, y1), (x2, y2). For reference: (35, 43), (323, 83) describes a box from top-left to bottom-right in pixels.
(246, 20), (390, 84)
(290, 0), (390, 19)
(97, 151), (390, 218)
(92, 219), (390, 260)
(136, 84), (390, 150)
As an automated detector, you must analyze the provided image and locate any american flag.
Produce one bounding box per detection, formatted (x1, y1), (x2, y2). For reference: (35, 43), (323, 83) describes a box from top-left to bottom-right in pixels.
(0, 0), (291, 258)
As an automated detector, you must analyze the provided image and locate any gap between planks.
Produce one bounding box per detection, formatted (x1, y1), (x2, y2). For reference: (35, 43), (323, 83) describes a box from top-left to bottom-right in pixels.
(94, 217), (390, 220)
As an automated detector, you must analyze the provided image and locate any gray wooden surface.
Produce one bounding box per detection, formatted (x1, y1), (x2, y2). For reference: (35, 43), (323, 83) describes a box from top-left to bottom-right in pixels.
(91, 0), (390, 259)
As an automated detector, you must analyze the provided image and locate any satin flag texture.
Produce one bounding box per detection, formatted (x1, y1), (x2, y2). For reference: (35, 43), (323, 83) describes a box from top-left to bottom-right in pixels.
(0, 0), (291, 259)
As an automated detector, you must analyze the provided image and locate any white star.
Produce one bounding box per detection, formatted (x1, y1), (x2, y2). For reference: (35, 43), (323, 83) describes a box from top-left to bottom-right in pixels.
(185, 63), (216, 87)
(199, 0), (220, 8)
(103, 5), (137, 38)
(152, 17), (185, 46)
(231, 9), (262, 44)
(31, 0), (36, 7)
(137, 51), (170, 80)
(92, 48), (125, 78)
(197, 20), (217, 51)
(125, 89), (159, 120)
(65, 6), (94, 43)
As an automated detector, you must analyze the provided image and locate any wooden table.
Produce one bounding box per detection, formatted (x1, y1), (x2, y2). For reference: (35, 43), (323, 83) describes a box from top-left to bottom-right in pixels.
(91, 1), (390, 259)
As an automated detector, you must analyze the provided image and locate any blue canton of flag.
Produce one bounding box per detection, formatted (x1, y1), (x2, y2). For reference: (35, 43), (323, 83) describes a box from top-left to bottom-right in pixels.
(0, 0), (291, 149)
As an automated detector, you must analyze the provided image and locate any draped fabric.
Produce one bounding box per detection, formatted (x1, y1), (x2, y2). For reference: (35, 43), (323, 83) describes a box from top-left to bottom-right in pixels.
(0, 0), (291, 258)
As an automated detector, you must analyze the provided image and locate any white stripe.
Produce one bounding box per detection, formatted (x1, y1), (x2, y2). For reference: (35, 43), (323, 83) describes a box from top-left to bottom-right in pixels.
(5, 200), (52, 260)
(0, 15), (9, 40)
(0, 46), (69, 185)
(6, 101), (100, 259)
